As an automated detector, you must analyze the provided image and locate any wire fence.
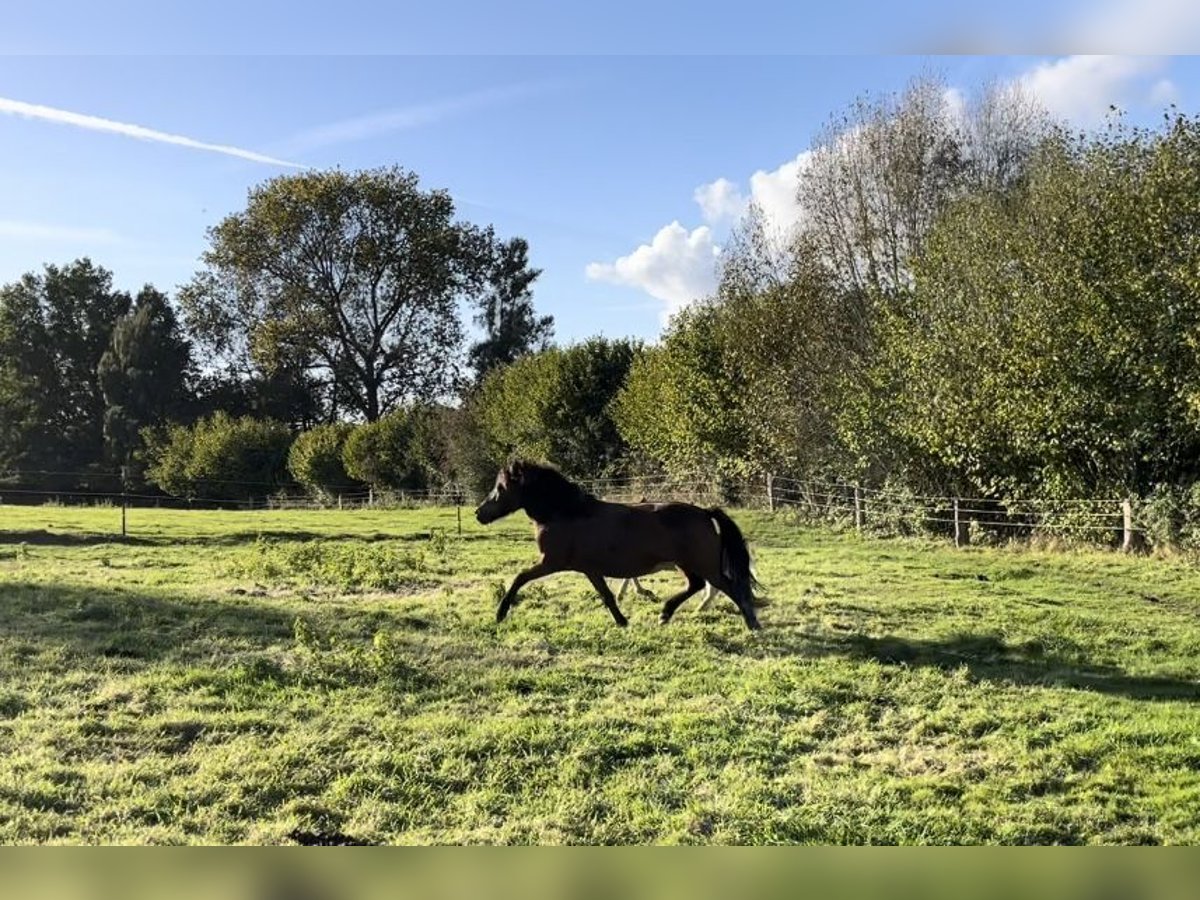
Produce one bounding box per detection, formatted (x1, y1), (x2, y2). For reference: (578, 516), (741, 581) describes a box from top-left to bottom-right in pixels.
(0, 466), (1147, 551)
(571, 470), (1139, 548)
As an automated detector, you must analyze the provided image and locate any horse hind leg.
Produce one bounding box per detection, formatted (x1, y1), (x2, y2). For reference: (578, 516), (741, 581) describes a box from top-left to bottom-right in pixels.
(697, 582), (718, 611)
(711, 573), (761, 631)
(660, 572), (706, 625)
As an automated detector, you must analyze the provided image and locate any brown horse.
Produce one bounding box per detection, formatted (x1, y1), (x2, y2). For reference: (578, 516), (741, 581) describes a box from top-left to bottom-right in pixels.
(474, 460), (761, 630)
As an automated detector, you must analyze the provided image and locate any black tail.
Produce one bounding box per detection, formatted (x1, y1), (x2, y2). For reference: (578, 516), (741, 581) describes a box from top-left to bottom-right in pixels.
(708, 507), (761, 630)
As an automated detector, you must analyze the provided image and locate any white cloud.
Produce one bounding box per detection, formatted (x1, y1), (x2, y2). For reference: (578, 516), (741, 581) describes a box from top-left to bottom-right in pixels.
(747, 151), (811, 240)
(1150, 78), (1181, 106)
(1072, 0), (1200, 53)
(693, 177), (747, 224)
(590, 50), (1179, 323)
(587, 153), (811, 321)
(585, 221), (719, 319)
(0, 95), (303, 168)
(1018, 55), (1168, 124)
(0, 219), (125, 243)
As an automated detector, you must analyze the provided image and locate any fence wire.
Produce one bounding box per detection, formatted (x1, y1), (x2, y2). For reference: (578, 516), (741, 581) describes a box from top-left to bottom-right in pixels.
(0, 466), (1144, 547)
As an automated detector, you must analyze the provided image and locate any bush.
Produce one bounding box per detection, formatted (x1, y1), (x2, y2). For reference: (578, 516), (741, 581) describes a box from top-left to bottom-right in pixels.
(1136, 483), (1200, 552)
(475, 338), (639, 479)
(342, 407), (445, 493)
(288, 423), (361, 498)
(143, 412), (293, 500)
(234, 538), (427, 591)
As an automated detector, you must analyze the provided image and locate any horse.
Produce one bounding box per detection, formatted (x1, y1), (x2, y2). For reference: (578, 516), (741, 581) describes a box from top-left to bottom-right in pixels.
(474, 460), (761, 630)
(617, 569), (718, 606)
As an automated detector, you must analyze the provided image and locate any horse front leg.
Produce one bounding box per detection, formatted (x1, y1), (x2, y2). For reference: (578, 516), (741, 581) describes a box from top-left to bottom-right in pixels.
(586, 574), (629, 627)
(497, 561), (559, 623)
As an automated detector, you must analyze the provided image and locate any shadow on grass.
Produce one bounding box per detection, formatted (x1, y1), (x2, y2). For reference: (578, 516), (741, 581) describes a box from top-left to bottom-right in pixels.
(1, 528), (496, 549)
(732, 626), (1200, 703)
(0, 529), (154, 547)
(186, 530), (493, 547)
(0, 579), (297, 665)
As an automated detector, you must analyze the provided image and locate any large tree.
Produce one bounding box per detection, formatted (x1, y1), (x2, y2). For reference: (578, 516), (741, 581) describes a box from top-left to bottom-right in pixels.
(467, 236), (553, 383)
(98, 286), (193, 472)
(798, 76), (1049, 299)
(0, 259), (131, 478)
(476, 338), (639, 479)
(180, 166), (540, 421)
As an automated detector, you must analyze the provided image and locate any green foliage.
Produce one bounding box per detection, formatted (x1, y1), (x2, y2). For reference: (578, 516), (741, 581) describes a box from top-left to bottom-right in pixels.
(143, 412), (293, 500)
(0, 259), (132, 479)
(876, 115), (1200, 500)
(476, 338), (639, 478)
(97, 286), (193, 474)
(287, 424), (360, 498)
(1135, 483), (1200, 552)
(179, 166), (542, 422)
(234, 538), (427, 592)
(342, 406), (447, 492)
(468, 236), (553, 382)
(614, 304), (741, 476)
(615, 220), (858, 481)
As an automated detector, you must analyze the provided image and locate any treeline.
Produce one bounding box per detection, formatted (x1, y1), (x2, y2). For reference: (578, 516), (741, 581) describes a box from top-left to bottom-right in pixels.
(474, 80), (1200, 547)
(8, 78), (1200, 548)
(611, 81), (1200, 546)
(0, 166), (554, 498)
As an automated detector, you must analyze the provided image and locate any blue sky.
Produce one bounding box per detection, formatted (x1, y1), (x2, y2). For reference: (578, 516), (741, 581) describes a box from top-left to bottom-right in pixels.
(2, 2), (1200, 342)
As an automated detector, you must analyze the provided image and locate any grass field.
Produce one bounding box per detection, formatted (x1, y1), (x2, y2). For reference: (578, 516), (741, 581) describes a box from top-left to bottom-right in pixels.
(1, 502), (1199, 844)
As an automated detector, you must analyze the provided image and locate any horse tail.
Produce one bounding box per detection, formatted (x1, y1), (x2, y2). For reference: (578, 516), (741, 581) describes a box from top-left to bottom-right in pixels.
(708, 507), (761, 629)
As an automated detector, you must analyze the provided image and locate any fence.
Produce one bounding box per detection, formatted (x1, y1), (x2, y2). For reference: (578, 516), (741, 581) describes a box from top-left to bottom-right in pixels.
(762, 474), (1138, 549)
(571, 471), (1142, 551)
(0, 467), (1148, 551)
(0, 470), (472, 539)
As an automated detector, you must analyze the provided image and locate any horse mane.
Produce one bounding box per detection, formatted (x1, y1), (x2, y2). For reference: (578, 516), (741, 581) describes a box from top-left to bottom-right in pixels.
(512, 460), (597, 521)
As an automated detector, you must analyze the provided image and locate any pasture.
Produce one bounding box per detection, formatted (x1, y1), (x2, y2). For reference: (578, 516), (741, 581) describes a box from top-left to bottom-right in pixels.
(1, 503), (1199, 844)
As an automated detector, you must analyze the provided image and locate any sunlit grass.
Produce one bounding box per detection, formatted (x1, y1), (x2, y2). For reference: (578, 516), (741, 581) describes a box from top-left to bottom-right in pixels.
(0, 504), (1198, 844)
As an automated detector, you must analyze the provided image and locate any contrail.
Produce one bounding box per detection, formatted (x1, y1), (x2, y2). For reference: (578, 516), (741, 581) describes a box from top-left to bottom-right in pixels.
(0, 96), (305, 168)
(280, 81), (562, 154)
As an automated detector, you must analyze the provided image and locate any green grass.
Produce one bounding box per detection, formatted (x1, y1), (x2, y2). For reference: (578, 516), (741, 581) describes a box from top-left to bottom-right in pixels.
(1, 503), (1200, 844)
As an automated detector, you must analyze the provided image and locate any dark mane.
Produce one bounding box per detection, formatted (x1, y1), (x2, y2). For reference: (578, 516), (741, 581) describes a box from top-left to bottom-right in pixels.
(513, 461), (597, 522)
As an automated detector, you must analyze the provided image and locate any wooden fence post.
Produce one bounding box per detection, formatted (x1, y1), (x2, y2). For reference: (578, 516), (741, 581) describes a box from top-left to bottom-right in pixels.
(766, 473), (775, 512)
(1122, 498), (1137, 553)
(854, 485), (863, 532)
(954, 497), (970, 547)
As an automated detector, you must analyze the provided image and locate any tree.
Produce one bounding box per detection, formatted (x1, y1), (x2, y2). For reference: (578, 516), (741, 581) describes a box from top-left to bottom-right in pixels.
(179, 166), (540, 421)
(98, 286), (193, 474)
(798, 76), (1049, 299)
(190, 366), (325, 430)
(342, 408), (435, 492)
(467, 237), (553, 382)
(287, 423), (361, 498)
(476, 339), (639, 478)
(143, 413), (293, 500)
(877, 112), (1200, 499)
(0, 259), (131, 479)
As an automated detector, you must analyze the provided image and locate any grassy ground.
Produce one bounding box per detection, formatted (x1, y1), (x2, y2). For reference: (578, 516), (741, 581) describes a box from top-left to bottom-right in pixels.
(1, 502), (1199, 844)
